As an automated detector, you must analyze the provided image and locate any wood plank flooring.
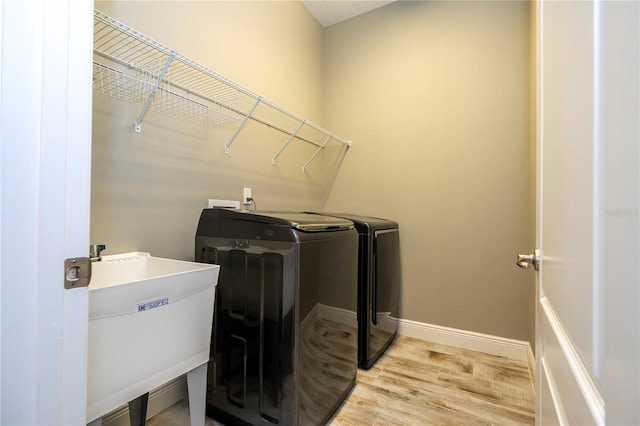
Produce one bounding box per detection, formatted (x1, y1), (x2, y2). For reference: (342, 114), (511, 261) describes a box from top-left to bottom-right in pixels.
(329, 335), (534, 425)
(149, 335), (535, 425)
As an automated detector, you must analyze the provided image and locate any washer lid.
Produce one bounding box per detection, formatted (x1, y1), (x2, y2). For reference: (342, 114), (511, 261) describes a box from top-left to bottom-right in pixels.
(215, 209), (354, 232)
(304, 212), (398, 231)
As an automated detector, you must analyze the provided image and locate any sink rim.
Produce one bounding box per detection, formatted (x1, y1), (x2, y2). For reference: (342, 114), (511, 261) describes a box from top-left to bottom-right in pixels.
(89, 251), (218, 290)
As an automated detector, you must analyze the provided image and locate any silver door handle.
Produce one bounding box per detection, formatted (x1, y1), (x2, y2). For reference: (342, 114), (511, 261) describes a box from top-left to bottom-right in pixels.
(516, 249), (540, 271)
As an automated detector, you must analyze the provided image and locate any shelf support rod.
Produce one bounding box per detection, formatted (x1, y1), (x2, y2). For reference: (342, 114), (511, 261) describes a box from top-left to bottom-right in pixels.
(272, 120), (305, 165)
(225, 97), (261, 154)
(302, 134), (333, 172)
(134, 51), (176, 133)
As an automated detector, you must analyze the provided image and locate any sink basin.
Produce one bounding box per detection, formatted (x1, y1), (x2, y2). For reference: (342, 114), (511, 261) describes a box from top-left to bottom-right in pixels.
(86, 252), (219, 423)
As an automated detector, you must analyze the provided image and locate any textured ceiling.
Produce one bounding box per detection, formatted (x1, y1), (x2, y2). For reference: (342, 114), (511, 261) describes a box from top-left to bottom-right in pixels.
(301, 0), (396, 28)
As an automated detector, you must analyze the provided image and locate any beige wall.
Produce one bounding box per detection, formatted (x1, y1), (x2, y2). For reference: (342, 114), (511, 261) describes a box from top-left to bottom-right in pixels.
(91, 1), (333, 260)
(321, 1), (535, 341)
(92, 1), (535, 343)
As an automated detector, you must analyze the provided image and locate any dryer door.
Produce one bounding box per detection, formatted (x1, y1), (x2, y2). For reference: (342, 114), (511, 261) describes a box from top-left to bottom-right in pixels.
(371, 229), (400, 356)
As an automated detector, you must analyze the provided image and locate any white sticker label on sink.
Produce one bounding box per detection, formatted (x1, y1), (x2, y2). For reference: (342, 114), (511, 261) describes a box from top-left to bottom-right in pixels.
(137, 297), (169, 312)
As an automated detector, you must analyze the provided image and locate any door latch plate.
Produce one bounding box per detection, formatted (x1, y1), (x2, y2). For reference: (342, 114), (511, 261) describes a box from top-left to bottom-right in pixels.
(64, 257), (92, 289)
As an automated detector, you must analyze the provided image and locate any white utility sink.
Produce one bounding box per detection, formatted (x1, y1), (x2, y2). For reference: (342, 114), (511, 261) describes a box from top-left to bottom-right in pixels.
(86, 252), (219, 425)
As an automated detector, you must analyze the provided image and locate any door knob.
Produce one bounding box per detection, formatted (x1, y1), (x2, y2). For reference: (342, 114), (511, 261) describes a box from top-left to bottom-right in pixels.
(516, 249), (540, 271)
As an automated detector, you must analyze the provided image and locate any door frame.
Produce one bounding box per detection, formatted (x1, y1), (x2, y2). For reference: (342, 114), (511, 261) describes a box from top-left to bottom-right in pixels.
(0, 0), (93, 423)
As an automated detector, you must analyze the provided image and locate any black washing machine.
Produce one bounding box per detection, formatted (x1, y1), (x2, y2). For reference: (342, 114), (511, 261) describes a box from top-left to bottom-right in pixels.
(307, 213), (399, 369)
(195, 209), (358, 425)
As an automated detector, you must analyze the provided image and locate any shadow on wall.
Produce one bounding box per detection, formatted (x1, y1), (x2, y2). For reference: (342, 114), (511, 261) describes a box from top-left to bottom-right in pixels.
(321, 143), (352, 206)
(91, 5), (352, 202)
(91, 94), (353, 260)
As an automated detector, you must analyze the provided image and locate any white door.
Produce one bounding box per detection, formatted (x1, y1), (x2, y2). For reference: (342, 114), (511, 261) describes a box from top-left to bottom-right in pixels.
(0, 0), (93, 424)
(534, 1), (639, 425)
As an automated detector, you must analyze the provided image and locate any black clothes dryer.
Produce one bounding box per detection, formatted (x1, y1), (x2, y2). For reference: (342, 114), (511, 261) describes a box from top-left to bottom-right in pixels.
(195, 209), (358, 426)
(308, 213), (399, 369)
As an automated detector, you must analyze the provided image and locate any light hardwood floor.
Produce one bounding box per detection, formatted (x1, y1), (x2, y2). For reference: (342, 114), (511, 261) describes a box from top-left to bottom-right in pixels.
(149, 335), (535, 425)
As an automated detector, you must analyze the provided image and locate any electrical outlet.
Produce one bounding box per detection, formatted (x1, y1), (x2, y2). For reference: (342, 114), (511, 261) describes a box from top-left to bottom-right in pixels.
(243, 188), (252, 205)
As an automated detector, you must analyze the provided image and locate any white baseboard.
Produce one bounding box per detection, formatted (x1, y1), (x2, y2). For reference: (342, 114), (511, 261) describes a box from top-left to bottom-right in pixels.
(101, 376), (187, 426)
(397, 318), (533, 363)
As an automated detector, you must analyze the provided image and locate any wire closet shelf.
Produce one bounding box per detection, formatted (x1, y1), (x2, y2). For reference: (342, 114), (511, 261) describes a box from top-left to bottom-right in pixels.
(92, 9), (351, 171)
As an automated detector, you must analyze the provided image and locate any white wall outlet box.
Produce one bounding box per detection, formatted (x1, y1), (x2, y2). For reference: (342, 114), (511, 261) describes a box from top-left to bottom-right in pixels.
(208, 199), (240, 209)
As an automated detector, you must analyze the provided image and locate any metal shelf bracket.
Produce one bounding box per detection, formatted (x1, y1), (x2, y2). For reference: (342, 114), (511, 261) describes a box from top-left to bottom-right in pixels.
(302, 134), (332, 172)
(225, 97), (261, 154)
(272, 120), (305, 165)
(134, 51), (176, 133)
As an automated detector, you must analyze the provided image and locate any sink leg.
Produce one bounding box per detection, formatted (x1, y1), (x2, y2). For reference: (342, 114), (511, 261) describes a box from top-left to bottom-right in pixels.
(187, 363), (207, 426)
(128, 392), (149, 426)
